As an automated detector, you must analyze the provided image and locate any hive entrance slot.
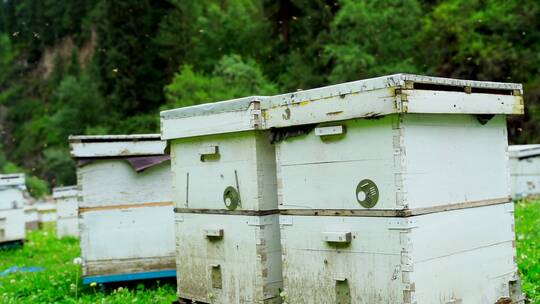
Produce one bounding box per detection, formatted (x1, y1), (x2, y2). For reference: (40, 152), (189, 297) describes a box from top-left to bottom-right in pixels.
(211, 264), (222, 289)
(411, 82), (515, 96)
(335, 279), (351, 304)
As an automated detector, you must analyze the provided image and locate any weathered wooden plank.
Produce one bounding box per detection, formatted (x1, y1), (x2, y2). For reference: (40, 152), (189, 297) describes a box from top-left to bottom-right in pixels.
(403, 90), (524, 114)
(279, 197), (508, 217)
(174, 208), (279, 216)
(78, 160), (172, 208)
(80, 206), (175, 271)
(264, 88), (396, 129)
(161, 96), (264, 140)
(84, 256), (176, 277)
(69, 134), (165, 158)
(80, 201), (173, 213)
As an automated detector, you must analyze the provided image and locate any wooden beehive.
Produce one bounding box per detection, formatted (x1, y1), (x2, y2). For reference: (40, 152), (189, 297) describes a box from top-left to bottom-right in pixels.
(509, 144), (540, 199)
(53, 186), (79, 238)
(37, 200), (57, 228)
(161, 96), (283, 303)
(69, 134), (176, 284)
(0, 174), (27, 245)
(24, 204), (38, 231)
(264, 74), (524, 303)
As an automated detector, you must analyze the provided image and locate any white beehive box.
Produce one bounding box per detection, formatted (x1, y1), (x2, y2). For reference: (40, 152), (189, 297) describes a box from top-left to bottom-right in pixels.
(69, 134), (176, 284)
(264, 74), (524, 303)
(264, 74), (522, 213)
(175, 213), (282, 303)
(280, 203), (518, 303)
(24, 204), (38, 231)
(53, 186), (79, 238)
(0, 174), (27, 244)
(37, 200), (57, 228)
(509, 144), (540, 199)
(161, 96), (283, 303)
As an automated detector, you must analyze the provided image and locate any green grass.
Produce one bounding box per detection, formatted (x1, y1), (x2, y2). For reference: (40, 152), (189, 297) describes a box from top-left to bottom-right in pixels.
(0, 229), (176, 303)
(516, 200), (540, 303)
(0, 201), (539, 303)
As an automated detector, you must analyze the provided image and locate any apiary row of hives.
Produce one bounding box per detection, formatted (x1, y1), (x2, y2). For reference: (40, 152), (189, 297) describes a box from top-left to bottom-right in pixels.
(0, 174), (27, 245)
(3, 73), (534, 303)
(157, 74), (525, 304)
(68, 134), (176, 284)
(0, 174), (64, 245)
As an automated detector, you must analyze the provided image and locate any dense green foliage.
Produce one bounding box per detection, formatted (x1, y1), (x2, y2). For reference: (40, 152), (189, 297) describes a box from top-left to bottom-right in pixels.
(0, 228), (177, 303)
(0, 0), (539, 193)
(516, 200), (540, 302)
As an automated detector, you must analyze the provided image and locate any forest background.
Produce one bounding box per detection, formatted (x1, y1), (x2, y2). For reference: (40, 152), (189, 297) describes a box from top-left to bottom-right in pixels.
(0, 0), (538, 196)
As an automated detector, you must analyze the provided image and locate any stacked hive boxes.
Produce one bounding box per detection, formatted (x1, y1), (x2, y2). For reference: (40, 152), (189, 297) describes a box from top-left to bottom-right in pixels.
(0, 174), (26, 245)
(265, 74), (524, 303)
(53, 186), (79, 238)
(69, 134), (176, 284)
(509, 144), (540, 199)
(161, 97), (283, 303)
(162, 74), (525, 303)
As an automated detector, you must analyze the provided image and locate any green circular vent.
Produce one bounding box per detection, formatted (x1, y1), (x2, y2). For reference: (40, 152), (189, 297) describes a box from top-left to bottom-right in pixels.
(223, 186), (240, 210)
(355, 179), (379, 208)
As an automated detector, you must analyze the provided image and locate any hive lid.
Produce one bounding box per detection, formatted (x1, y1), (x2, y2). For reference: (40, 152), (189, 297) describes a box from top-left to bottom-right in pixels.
(509, 144), (540, 159)
(52, 186), (78, 199)
(160, 74), (523, 138)
(160, 96), (266, 140)
(69, 134), (167, 158)
(263, 73), (524, 128)
(0, 173), (26, 189)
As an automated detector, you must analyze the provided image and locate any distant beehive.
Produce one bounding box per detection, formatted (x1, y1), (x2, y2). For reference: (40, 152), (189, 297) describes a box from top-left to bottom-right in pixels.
(37, 200), (57, 228)
(0, 174), (27, 245)
(53, 186), (79, 238)
(161, 96), (283, 304)
(264, 74), (525, 304)
(24, 204), (38, 231)
(509, 144), (540, 199)
(69, 134), (176, 285)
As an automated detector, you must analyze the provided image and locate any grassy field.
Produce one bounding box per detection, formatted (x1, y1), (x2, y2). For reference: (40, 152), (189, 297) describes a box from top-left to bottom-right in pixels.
(516, 200), (540, 303)
(0, 229), (176, 303)
(0, 201), (537, 303)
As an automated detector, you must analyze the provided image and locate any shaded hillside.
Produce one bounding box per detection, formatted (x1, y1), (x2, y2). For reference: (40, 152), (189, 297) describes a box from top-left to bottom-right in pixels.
(0, 0), (539, 196)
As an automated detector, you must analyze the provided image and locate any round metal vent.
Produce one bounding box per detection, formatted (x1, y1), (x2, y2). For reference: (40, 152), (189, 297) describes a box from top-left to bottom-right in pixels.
(223, 186), (240, 210)
(355, 179), (379, 208)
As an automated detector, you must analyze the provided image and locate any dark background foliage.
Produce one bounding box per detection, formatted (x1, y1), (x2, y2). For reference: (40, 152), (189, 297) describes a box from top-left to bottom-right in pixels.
(0, 0), (538, 196)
